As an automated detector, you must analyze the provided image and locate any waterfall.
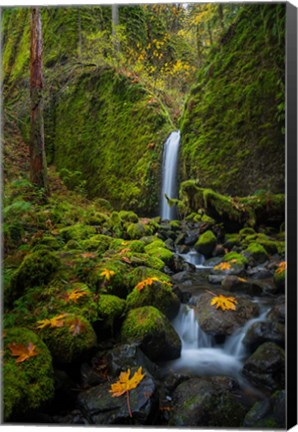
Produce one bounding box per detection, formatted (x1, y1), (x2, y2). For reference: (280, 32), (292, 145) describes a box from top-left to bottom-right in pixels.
(160, 131), (181, 220)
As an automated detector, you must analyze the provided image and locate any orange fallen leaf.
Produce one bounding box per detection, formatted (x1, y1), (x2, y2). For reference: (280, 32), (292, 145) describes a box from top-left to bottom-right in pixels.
(100, 269), (116, 281)
(36, 313), (67, 330)
(121, 256), (132, 264)
(9, 342), (38, 363)
(63, 288), (88, 303)
(276, 261), (286, 274)
(135, 277), (160, 292)
(68, 317), (86, 336)
(214, 262), (231, 271)
(81, 252), (96, 259)
(210, 294), (238, 311)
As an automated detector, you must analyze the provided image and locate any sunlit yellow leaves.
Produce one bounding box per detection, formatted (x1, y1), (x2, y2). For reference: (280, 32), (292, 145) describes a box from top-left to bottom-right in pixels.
(210, 294), (238, 311)
(276, 261), (286, 273)
(36, 313), (67, 330)
(100, 269), (116, 281)
(135, 277), (160, 292)
(9, 342), (38, 363)
(63, 288), (88, 304)
(214, 262), (231, 271)
(110, 367), (145, 397)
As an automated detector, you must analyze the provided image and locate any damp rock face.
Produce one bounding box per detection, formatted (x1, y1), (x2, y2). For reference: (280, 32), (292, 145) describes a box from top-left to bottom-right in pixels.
(77, 367), (158, 425)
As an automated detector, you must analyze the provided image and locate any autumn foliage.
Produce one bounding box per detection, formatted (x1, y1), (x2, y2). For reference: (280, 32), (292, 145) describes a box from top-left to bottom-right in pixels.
(210, 294), (238, 311)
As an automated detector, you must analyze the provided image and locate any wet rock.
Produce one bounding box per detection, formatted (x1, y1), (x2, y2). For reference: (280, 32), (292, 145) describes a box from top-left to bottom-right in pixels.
(81, 363), (105, 389)
(184, 232), (199, 246)
(196, 292), (259, 337)
(52, 409), (89, 425)
(243, 321), (285, 351)
(242, 342), (285, 391)
(213, 244), (225, 257)
(120, 306), (181, 362)
(194, 230), (217, 257)
(208, 275), (226, 284)
(175, 232), (186, 245)
(267, 302), (285, 323)
(106, 343), (159, 378)
(221, 275), (262, 296)
(172, 286), (192, 303)
(243, 390), (285, 428)
(246, 266), (272, 280)
(168, 376), (246, 427)
(164, 238), (175, 251)
(176, 244), (190, 254)
(77, 367), (158, 425)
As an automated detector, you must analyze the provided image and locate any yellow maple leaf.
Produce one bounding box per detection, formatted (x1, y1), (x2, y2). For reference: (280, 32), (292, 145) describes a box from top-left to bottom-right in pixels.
(64, 288), (88, 304)
(214, 262), (231, 271)
(135, 277), (160, 292)
(276, 261), (286, 274)
(210, 294), (238, 311)
(36, 313), (67, 330)
(110, 367), (145, 397)
(100, 269), (116, 281)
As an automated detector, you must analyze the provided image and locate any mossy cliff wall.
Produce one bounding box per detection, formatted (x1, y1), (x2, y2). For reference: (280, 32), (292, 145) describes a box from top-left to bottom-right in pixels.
(51, 68), (172, 214)
(180, 4), (285, 196)
(2, 7), (173, 215)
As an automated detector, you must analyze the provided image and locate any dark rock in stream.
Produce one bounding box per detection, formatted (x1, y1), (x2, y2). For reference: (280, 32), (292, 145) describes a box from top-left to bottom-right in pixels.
(184, 232), (199, 246)
(243, 321), (285, 351)
(221, 275), (263, 296)
(168, 376), (247, 427)
(267, 301), (285, 323)
(77, 367), (158, 425)
(208, 274), (226, 284)
(242, 342), (285, 391)
(243, 390), (285, 428)
(196, 292), (259, 336)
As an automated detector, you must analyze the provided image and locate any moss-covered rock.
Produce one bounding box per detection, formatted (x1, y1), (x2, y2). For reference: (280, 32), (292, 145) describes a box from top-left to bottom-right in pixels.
(144, 241), (174, 266)
(89, 259), (131, 298)
(126, 280), (180, 319)
(127, 266), (171, 290)
(223, 251), (248, 266)
(59, 224), (96, 242)
(223, 233), (241, 250)
(120, 306), (181, 361)
(80, 234), (113, 254)
(109, 238), (145, 254)
(10, 250), (61, 301)
(3, 327), (54, 421)
(39, 314), (97, 363)
(194, 230), (217, 257)
(118, 210), (139, 223)
(243, 242), (269, 264)
(97, 294), (126, 333)
(127, 222), (154, 240)
(239, 227), (256, 237)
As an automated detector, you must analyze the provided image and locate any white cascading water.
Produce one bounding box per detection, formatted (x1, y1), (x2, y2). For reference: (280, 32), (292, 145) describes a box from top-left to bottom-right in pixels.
(160, 131), (181, 220)
(166, 303), (269, 379)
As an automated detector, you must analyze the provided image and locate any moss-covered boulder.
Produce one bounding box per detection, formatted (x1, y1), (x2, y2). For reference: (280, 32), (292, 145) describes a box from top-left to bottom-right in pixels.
(144, 242), (174, 266)
(59, 224), (96, 242)
(10, 250), (61, 301)
(127, 266), (171, 290)
(169, 377), (246, 427)
(243, 242), (269, 264)
(127, 222), (154, 240)
(223, 233), (241, 250)
(39, 314), (97, 363)
(89, 260), (130, 298)
(120, 306), (181, 361)
(118, 210), (139, 223)
(243, 390), (285, 428)
(194, 230), (217, 257)
(96, 294), (126, 334)
(242, 342), (285, 391)
(126, 280), (180, 319)
(80, 234), (113, 254)
(3, 327), (54, 421)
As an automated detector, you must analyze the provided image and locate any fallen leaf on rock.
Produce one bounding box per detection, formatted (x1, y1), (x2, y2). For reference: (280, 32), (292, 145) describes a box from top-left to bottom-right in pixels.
(214, 262), (231, 271)
(37, 313), (67, 329)
(135, 277), (160, 292)
(9, 342), (38, 363)
(100, 269), (116, 281)
(210, 294), (237, 311)
(68, 317), (86, 336)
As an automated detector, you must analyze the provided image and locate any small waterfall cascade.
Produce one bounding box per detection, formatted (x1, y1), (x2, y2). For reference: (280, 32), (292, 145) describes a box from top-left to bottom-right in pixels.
(160, 131), (181, 220)
(166, 303), (269, 379)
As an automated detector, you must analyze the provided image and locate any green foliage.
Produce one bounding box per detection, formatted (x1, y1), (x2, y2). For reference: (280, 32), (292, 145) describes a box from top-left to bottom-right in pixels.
(3, 327), (54, 421)
(97, 294), (126, 332)
(180, 4), (285, 196)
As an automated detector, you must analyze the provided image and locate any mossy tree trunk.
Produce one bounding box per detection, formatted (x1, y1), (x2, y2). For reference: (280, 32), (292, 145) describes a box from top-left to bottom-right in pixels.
(30, 7), (49, 194)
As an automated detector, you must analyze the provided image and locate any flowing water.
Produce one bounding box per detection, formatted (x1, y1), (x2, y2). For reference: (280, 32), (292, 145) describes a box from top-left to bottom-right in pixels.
(166, 303), (269, 381)
(160, 131), (181, 220)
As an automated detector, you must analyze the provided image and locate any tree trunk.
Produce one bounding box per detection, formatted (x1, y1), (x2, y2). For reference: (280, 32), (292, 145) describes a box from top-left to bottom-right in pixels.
(112, 4), (120, 51)
(30, 7), (49, 194)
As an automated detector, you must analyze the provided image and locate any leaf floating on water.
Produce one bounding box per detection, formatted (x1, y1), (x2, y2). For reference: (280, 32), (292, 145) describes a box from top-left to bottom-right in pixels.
(9, 342), (38, 363)
(210, 294), (237, 311)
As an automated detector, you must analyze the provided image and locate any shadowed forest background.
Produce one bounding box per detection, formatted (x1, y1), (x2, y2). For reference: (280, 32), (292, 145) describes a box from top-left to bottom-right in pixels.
(2, 3), (286, 428)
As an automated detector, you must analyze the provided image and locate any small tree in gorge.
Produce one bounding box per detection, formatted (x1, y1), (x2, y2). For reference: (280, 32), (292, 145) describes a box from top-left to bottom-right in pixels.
(30, 7), (49, 195)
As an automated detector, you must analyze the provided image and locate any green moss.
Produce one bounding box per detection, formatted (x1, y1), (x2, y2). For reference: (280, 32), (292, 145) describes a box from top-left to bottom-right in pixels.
(244, 242), (269, 264)
(127, 222), (154, 239)
(10, 250), (61, 301)
(127, 266), (171, 290)
(194, 230), (217, 257)
(89, 260), (130, 298)
(109, 238), (145, 254)
(223, 251), (248, 266)
(126, 280), (180, 319)
(180, 5), (285, 196)
(97, 294), (126, 331)
(31, 235), (64, 251)
(257, 239), (278, 255)
(239, 227), (256, 237)
(80, 234), (113, 254)
(59, 224), (96, 242)
(40, 314), (96, 363)
(3, 327), (54, 421)
(224, 233), (241, 249)
(118, 210), (139, 223)
(144, 241), (174, 265)
(274, 267), (285, 291)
